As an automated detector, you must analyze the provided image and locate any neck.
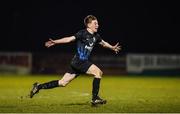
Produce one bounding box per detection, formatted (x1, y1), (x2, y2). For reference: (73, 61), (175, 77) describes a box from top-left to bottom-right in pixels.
(87, 28), (94, 34)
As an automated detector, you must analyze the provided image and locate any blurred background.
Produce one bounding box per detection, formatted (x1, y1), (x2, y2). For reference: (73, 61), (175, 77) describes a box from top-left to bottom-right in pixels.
(1, 0), (180, 75)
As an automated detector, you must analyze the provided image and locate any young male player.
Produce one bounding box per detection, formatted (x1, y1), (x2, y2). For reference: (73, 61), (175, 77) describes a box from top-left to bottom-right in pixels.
(30, 15), (121, 105)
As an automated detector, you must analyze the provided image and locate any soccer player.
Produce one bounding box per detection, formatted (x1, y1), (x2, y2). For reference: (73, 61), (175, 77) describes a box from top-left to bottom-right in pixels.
(30, 15), (121, 105)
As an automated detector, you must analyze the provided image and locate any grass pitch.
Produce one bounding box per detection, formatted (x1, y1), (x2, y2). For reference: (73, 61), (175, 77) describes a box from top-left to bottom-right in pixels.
(0, 74), (180, 113)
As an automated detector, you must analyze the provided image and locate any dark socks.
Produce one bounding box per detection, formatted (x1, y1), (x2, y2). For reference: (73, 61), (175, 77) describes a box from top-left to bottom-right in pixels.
(38, 80), (59, 89)
(92, 78), (101, 100)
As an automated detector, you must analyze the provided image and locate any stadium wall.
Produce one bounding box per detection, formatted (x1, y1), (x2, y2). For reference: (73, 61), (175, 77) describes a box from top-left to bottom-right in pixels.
(0, 52), (32, 74)
(1, 52), (180, 75)
(127, 54), (180, 75)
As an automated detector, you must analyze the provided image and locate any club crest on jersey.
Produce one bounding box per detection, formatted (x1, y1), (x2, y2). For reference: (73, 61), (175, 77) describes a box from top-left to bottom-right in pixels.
(89, 42), (93, 46)
(88, 37), (96, 47)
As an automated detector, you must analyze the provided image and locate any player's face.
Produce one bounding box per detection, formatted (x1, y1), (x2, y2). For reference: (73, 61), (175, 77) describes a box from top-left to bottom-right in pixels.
(88, 20), (99, 33)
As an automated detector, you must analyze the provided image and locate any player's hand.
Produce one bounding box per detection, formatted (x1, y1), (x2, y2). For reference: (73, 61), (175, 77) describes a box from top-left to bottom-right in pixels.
(45, 38), (56, 48)
(112, 42), (121, 54)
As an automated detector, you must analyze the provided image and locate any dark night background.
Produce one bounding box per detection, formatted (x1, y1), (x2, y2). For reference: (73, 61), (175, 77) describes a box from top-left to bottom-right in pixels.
(1, 0), (180, 54)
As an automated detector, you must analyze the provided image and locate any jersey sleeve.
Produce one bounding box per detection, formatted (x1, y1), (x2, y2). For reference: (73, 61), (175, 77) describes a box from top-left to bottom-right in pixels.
(74, 30), (83, 40)
(96, 34), (102, 44)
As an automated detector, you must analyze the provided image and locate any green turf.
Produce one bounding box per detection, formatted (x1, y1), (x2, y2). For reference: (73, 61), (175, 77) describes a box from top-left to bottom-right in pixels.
(0, 74), (180, 113)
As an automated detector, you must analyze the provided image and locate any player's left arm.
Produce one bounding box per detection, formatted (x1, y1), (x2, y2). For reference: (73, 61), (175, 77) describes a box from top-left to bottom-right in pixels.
(99, 40), (121, 54)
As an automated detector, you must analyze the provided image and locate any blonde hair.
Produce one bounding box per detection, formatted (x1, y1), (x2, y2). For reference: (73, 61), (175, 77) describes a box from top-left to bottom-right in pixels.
(84, 15), (97, 27)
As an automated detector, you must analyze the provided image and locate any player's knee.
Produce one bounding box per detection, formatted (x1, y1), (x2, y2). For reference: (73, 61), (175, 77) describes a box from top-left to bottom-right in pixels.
(100, 70), (103, 76)
(58, 80), (67, 87)
(98, 70), (103, 77)
(94, 70), (103, 78)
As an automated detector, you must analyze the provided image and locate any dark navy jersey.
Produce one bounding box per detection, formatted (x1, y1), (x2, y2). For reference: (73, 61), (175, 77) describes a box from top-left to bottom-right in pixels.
(74, 29), (102, 60)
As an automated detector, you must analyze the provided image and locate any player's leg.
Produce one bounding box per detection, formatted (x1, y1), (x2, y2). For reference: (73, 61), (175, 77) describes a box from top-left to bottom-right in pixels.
(58, 73), (77, 87)
(30, 72), (77, 98)
(86, 64), (106, 105)
(38, 72), (77, 88)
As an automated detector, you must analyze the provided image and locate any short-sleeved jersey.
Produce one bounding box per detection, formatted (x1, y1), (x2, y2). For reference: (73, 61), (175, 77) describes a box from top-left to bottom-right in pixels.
(74, 29), (102, 61)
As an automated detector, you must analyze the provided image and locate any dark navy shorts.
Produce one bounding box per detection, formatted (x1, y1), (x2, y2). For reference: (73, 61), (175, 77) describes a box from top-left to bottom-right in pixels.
(68, 57), (92, 75)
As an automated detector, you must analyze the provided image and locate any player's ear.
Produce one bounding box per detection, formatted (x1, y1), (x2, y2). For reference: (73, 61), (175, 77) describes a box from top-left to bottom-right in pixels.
(87, 23), (91, 28)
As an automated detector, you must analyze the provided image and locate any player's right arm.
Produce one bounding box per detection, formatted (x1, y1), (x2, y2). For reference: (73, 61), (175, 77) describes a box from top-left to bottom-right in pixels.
(45, 36), (76, 48)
